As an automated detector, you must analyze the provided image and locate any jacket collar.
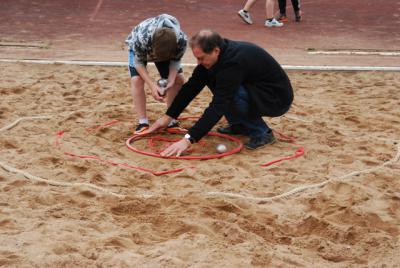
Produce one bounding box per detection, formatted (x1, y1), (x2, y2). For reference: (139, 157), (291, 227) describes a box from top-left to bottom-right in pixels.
(208, 39), (229, 73)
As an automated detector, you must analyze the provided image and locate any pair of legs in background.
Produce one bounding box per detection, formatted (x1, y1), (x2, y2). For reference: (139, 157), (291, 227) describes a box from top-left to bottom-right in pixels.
(278, 0), (302, 22)
(238, 0), (284, 27)
(218, 85), (276, 150)
(238, 0), (301, 26)
(128, 50), (184, 133)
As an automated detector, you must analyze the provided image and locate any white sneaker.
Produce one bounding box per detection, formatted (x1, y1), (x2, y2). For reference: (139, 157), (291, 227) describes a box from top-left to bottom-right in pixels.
(238, 9), (253, 24)
(265, 18), (283, 27)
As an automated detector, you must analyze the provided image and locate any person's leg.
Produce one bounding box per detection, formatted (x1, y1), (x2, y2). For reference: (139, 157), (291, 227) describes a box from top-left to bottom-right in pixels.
(292, 0), (302, 21)
(165, 74), (184, 108)
(291, 0), (300, 11)
(265, 0), (274, 19)
(223, 86), (271, 138)
(238, 0), (257, 24)
(128, 50), (149, 133)
(130, 75), (146, 120)
(277, 0), (289, 22)
(265, 0), (284, 26)
(243, 0), (258, 11)
(154, 60), (184, 128)
(154, 60), (184, 108)
(278, 0), (287, 15)
(223, 86), (275, 149)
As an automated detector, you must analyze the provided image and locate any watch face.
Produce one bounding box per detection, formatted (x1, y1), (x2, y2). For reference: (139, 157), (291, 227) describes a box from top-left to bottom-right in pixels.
(184, 133), (193, 143)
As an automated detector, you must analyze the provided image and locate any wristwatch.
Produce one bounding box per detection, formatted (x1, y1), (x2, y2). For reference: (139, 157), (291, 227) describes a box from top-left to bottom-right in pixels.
(184, 133), (195, 144)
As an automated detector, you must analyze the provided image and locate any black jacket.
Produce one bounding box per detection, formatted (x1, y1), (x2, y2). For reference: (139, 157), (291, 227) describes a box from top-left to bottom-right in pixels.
(166, 39), (294, 142)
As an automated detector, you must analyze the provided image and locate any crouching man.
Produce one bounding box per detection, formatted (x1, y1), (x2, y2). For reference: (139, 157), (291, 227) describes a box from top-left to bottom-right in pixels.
(147, 29), (294, 156)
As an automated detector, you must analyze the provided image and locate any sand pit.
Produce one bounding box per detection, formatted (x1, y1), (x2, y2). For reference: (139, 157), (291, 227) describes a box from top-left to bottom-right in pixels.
(0, 62), (399, 267)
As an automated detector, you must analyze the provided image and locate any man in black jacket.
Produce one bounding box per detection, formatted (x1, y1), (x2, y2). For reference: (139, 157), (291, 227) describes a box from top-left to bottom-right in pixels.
(147, 29), (294, 157)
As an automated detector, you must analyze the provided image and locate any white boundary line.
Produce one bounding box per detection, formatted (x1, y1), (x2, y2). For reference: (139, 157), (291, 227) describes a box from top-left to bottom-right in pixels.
(1, 59), (400, 71)
(308, 51), (400, 56)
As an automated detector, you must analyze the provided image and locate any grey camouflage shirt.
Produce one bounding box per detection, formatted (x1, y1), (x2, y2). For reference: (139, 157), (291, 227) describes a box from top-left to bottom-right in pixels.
(125, 14), (187, 70)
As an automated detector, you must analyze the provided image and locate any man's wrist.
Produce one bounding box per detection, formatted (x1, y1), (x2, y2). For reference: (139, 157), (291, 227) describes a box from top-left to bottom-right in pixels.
(184, 133), (194, 144)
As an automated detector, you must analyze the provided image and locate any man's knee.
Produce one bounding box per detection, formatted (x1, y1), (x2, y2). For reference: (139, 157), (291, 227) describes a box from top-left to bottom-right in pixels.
(232, 86), (251, 116)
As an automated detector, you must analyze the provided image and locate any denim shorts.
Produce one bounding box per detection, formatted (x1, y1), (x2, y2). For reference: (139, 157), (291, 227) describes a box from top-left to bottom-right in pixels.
(128, 49), (182, 78)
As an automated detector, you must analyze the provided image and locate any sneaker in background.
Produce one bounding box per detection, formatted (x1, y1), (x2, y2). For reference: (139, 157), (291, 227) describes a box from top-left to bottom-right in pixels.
(265, 18), (284, 27)
(238, 9), (253, 24)
(278, 14), (289, 22)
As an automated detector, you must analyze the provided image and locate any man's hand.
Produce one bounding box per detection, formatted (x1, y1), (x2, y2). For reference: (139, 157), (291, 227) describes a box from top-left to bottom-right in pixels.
(146, 115), (172, 134)
(161, 138), (191, 157)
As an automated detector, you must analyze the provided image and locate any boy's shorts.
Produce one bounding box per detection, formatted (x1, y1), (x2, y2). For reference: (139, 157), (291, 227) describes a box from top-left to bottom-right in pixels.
(128, 49), (182, 79)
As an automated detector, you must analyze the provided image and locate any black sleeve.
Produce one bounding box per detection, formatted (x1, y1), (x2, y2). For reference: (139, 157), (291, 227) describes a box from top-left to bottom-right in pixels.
(166, 65), (207, 119)
(187, 63), (243, 141)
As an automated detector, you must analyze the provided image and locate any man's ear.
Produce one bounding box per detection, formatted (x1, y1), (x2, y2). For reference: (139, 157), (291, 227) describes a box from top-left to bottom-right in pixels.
(214, 47), (221, 55)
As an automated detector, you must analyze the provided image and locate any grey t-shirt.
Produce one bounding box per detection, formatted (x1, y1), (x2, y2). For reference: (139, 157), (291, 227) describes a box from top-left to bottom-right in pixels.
(125, 14), (187, 70)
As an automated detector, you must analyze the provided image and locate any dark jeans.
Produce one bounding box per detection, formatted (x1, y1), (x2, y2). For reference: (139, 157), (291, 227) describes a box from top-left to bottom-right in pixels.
(278, 0), (300, 15)
(224, 85), (271, 138)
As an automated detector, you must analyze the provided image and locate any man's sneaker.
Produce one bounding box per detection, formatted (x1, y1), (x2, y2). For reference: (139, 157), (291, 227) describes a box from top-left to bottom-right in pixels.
(265, 18), (283, 27)
(278, 14), (289, 22)
(295, 10), (302, 22)
(134, 123), (149, 134)
(238, 9), (253, 24)
(245, 131), (276, 150)
(217, 124), (249, 135)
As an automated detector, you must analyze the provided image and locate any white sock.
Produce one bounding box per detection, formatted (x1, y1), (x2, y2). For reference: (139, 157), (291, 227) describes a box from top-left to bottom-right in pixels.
(138, 118), (149, 125)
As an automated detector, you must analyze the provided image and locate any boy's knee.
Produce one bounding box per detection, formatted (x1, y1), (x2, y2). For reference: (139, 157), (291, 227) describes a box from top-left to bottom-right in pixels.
(131, 76), (144, 89)
(175, 73), (184, 86)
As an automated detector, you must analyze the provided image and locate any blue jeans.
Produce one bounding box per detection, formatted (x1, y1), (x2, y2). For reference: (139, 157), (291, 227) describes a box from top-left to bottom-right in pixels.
(224, 85), (271, 138)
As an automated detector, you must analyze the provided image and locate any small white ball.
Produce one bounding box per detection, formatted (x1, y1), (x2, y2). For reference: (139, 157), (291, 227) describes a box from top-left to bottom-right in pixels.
(216, 144), (227, 154)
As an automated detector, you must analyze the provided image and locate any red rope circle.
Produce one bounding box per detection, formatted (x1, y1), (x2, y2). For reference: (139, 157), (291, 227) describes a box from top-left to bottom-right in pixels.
(55, 119), (305, 176)
(126, 129), (243, 160)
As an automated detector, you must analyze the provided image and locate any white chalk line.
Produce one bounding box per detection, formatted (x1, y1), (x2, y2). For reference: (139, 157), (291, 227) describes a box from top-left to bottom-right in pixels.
(0, 59), (399, 71)
(308, 51), (400, 56)
(0, 116), (126, 198)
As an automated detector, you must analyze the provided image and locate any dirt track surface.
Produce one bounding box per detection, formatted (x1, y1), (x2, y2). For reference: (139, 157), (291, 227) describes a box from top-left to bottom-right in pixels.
(0, 0), (399, 66)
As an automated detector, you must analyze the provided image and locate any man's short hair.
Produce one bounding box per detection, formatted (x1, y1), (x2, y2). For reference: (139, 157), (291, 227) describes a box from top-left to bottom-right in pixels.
(153, 27), (177, 61)
(189, 29), (223, 53)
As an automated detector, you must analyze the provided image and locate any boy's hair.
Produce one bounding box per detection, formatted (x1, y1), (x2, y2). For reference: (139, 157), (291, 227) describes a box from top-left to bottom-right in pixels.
(189, 29), (223, 53)
(152, 27), (177, 61)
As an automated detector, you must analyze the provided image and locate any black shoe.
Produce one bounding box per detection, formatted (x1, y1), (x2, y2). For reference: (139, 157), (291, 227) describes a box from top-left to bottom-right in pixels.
(217, 125), (248, 135)
(134, 123), (149, 134)
(245, 131), (276, 150)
